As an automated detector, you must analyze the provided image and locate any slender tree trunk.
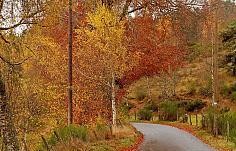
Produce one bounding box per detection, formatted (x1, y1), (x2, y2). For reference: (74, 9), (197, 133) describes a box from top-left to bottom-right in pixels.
(111, 73), (117, 126)
(211, 0), (219, 136)
(146, 76), (151, 102)
(0, 77), (19, 151)
(68, 0), (73, 125)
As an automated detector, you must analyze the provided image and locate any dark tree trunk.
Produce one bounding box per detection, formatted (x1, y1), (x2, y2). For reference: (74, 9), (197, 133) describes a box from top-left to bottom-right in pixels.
(68, 0), (73, 125)
(0, 77), (19, 151)
(233, 66), (236, 76)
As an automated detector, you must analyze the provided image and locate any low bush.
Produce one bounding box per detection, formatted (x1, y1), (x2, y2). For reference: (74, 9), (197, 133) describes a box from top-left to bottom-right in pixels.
(187, 43), (206, 62)
(138, 108), (153, 121)
(199, 86), (212, 97)
(231, 91), (236, 102)
(144, 101), (158, 112)
(218, 111), (236, 144)
(220, 83), (236, 101)
(220, 84), (231, 96)
(134, 87), (147, 101)
(186, 81), (197, 95)
(38, 125), (88, 150)
(204, 108), (236, 144)
(185, 100), (206, 112)
(231, 83), (236, 92)
(159, 101), (178, 121)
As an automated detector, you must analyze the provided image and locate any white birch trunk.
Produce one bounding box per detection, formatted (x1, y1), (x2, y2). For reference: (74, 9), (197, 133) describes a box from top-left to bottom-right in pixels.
(111, 73), (117, 126)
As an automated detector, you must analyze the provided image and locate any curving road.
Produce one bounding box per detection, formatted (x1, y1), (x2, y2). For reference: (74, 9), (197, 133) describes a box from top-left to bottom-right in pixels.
(132, 123), (215, 151)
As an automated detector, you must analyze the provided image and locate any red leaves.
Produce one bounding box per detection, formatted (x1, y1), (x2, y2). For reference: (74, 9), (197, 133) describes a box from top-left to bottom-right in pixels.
(116, 16), (186, 104)
(120, 45), (185, 87)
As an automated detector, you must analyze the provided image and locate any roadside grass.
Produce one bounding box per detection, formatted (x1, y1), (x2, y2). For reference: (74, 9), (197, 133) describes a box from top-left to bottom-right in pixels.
(53, 136), (136, 151)
(196, 129), (236, 151)
(38, 124), (141, 151)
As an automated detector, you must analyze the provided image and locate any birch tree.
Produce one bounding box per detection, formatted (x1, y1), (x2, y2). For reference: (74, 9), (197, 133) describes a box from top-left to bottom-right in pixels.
(75, 5), (134, 126)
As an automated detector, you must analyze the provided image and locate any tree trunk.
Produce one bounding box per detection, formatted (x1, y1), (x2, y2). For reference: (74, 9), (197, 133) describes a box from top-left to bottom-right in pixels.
(211, 0), (219, 137)
(146, 76), (151, 102)
(68, 0), (73, 125)
(0, 78), (19, 151)
(111, 73), (117, 126)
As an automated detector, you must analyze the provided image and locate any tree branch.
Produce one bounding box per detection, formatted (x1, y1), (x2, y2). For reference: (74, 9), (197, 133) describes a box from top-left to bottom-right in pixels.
(0, 33), (10, 44)
(0, 55), (31, 66)
(0, 9), (43, 31)
(120, 0), (132, 21)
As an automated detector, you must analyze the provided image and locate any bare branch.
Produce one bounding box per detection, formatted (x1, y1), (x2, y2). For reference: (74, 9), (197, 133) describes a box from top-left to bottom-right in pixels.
(120, 0), (132, 21)
(0, 9), (43, 31)
(0, 33), (10, 44)
(0, 55), (31, 66)
(128, 2), (149, 14)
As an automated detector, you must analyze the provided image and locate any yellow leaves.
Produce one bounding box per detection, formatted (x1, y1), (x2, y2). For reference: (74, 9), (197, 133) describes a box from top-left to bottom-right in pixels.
(83, 5), (125, 55)
(87, 5), (119, 31)
(76, 5), (130, 80)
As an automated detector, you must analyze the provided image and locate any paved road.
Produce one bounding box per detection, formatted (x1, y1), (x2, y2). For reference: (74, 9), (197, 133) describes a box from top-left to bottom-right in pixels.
(132, 123), (215, 151)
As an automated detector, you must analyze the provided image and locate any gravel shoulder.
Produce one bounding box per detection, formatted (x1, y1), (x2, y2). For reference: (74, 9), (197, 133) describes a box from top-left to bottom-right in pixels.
(132, 123), (216, 151)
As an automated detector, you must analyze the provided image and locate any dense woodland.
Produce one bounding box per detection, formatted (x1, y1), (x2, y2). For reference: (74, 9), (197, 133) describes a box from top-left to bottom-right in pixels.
(0, 0), (236, 150)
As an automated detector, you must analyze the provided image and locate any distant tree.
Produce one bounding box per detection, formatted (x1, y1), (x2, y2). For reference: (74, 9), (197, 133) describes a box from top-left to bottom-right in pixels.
(221, 21), (236, 76)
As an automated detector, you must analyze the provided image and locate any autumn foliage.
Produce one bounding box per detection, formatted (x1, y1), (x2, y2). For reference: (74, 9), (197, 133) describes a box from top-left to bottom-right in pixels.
(72, 7), (185, 124)
(119, 15), (185, 87)
(20, 3), (186, 125)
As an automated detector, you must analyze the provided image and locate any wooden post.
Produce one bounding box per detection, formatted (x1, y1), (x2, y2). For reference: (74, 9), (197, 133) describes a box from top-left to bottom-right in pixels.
(202, 115), (205, 128)
(177, 111), (179, 121)
(54, 131), (61, 142)
(41, 136), (49, 151)
(227, 121), (230, 142)
(109, 125), (113, 138)
(189, 115), (192, 125)
(135, 112), (137, 121)
(196, 114), (198, 127)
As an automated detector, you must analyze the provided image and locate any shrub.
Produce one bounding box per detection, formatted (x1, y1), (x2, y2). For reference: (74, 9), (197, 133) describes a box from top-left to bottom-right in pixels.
(231, 91), (236, 102)
(187, 43), (206, 62)
(159, 101), (178, 121)
(204, 108), (236, 144)
(120, 102), (134, 112)
(144, 101), (158, 112)
(198, 79), (212, 97)
(134, 86), (147, 101)
(204, 107), (217, 132)
(217, 111), (236, 143)
(119, 102), (133, 121)
(185, 100), (206, 112)
(38, 125), (88, 150)
(94, 117), (111, 140)
(138, 108), (153, 121)
(199, 86), (212, 97)
(220, 84), (230, 96)
(220, 83), (236, 100)
(231, 83), (236, 92)
(186, 81), (197, 95)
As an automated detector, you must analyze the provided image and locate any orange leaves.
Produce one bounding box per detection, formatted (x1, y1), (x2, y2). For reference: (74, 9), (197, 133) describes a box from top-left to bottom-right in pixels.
(119, 16), (186, 87)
